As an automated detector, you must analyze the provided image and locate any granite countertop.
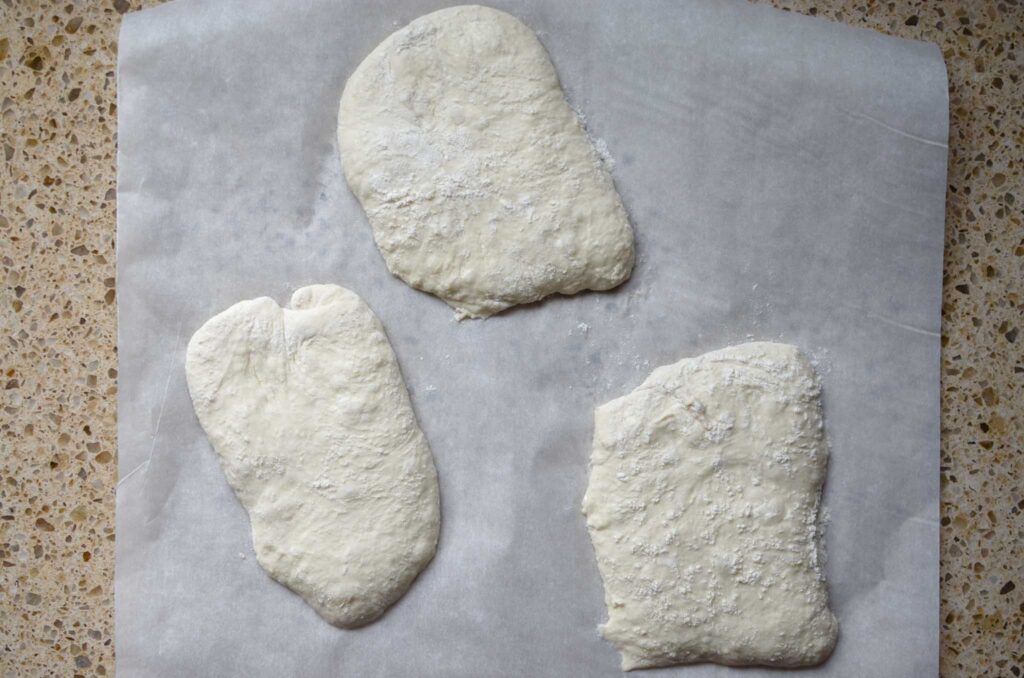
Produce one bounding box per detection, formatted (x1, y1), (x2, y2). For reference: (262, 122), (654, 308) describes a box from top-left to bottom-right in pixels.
(1, 1), (1020, 676)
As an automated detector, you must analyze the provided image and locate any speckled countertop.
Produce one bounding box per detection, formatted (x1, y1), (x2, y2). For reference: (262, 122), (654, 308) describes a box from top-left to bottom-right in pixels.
(1, 1), (1020, 676)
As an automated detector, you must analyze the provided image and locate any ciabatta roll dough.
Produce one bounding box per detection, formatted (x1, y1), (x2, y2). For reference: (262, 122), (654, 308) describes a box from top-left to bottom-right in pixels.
(185, 284), (440, 628)
(338, 5), (634, 319)
(582, 342), (838, 670)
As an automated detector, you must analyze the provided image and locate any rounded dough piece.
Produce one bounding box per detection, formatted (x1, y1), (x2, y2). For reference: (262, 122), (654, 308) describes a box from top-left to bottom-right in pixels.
(338, 5), (635, 319)
(583, 342), (838, 670)
(185, 284), (440, 627)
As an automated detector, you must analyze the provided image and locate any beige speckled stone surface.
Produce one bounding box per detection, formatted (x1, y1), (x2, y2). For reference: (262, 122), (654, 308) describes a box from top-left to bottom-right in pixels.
(0, 1), (1020, 676)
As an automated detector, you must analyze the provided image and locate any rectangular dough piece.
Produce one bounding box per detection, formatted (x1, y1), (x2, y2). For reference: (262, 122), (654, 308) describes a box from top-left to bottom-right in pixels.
(582, 342), (838, 670)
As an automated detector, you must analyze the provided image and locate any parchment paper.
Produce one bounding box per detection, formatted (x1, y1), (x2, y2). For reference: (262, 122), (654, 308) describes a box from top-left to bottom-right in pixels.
(116, 1), (948, 675)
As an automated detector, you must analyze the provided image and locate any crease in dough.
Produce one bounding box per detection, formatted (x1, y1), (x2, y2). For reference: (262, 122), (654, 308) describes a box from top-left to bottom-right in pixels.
(185, 284), (440, 627)
(338, 5), (635, 319)
(583, 342), (838, 670)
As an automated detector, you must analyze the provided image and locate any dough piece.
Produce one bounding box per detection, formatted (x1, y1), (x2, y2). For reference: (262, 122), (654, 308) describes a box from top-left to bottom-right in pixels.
(185, 284), (440, 628)
(582, 342), (838, 670)
(338, 5), (634, 319)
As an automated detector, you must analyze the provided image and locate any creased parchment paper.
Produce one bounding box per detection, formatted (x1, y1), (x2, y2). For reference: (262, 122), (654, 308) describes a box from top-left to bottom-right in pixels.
(116, 1), (947, 675)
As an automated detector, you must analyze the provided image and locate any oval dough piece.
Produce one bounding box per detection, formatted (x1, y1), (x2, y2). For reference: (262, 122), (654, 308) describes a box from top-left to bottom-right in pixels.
(185, 284), (440, 628)
(582, 342), (838, 670)
(338, 5), (635, 319)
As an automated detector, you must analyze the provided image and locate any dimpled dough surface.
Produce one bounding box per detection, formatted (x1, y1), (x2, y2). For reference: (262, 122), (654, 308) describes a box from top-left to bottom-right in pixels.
(582, 342), (838, 670)
(185, 284), (440, 628)
(338, 5), (635, 319)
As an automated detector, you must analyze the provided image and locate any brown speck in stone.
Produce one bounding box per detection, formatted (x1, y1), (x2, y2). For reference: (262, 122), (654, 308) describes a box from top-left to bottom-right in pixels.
(954, 283), (970, 294)
(113, 0), (130, 14)
(5, 379), (17, 389)
(3, 144), (13, 161)
(1006, 327), (1018, 343)
(23, 46), (51, 71)
(989, 414), (1006, 434)
(82, 551), (91, 562)
(1000, 581), (1016, 595)
(905, 15), (918, 26)
(65, 16), (82, 33)
(35, 518), (55, 532)
(75, 655), (91, 669)
(993, 173), (1006, 187)
(981, 387), (998, 405)
(70, 245), (88, 255)
(95, 451), (112, 464)
(25, 592), (42, 606)
(104, 289), (115, 305)
(0, 37), (8, 61)
(104, 188), (116, 201)
(68, 87), (81, 102)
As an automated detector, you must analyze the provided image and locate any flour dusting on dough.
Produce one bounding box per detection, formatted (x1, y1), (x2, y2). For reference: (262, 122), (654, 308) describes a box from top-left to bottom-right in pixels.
(186, 285), (440, 628)
(583, 342), (838, 670)
(338, 5), (634, 318)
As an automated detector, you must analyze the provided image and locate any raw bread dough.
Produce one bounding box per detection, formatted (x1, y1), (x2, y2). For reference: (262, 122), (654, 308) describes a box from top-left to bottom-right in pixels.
(582, 342), (838, 670)
(185, 284), (440, 628)
(338, 5), (635, 319)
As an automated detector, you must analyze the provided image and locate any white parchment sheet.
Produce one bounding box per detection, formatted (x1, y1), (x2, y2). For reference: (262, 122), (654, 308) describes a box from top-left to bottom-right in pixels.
(116, 1), (947, 675)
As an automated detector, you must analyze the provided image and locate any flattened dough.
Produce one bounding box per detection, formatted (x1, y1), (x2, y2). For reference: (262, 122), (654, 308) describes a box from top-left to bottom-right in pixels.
(185, 284), (440, 628)
(582, 342), (838, 670)
(338, 5), (635, 319)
